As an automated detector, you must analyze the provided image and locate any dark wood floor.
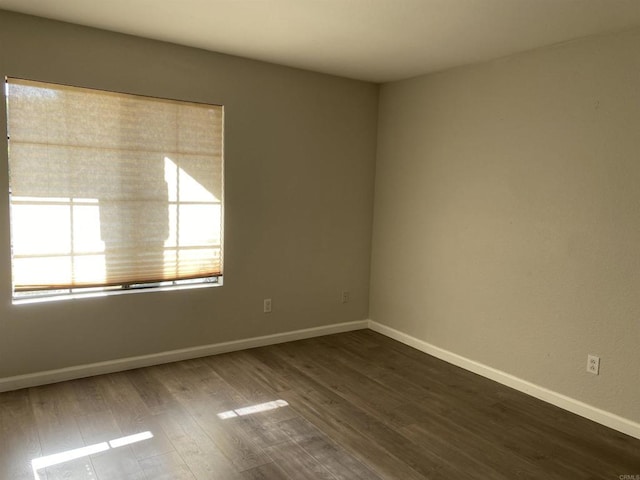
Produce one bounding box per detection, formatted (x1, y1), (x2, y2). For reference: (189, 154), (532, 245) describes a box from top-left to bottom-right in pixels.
(1, 330), (638, 479)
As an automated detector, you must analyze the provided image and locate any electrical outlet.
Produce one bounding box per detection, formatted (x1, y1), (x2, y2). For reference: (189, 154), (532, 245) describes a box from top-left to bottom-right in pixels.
(263, 298), (272, 313)
(586, 354), (600, 375)
(341, 290), (350, 304)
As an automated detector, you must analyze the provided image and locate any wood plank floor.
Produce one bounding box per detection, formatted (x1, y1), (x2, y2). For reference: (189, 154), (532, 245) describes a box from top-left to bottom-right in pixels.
(1, 330), (638, 479)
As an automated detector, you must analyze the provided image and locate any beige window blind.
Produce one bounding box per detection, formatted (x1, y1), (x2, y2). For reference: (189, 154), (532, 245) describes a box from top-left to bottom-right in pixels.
(6, 78), (224, 294)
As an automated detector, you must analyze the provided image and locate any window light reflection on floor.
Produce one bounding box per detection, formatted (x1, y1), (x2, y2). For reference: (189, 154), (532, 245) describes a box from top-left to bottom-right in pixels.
(31, 431), (153, 480)
(108, 431), (154, 448)
(217, 399), (289, 419)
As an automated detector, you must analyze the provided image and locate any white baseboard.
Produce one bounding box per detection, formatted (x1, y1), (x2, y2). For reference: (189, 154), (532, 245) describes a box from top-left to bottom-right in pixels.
(0, 319), (369, 393)
(3, 317), (637, 441)
(368, 320), (640, 440)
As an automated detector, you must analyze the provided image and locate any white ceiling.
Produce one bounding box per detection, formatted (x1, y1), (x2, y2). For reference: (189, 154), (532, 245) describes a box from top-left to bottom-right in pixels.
(1, 0), (640, 83)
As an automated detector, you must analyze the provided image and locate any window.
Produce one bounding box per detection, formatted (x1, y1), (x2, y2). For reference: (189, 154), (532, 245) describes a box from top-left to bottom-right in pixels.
(5, 78), (224, 300)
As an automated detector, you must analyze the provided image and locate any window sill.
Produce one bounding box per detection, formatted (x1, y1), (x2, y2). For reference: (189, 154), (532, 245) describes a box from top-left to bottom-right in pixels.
(12, 279), (223, 306)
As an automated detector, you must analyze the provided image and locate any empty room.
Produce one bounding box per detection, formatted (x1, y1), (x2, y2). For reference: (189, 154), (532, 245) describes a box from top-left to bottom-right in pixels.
(0, 1), (639, 479)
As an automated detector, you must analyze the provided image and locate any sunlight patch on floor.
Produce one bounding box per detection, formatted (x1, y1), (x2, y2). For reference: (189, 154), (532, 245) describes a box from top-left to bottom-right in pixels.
(217, 399), (289, 419)
(31, 431), (154, 480)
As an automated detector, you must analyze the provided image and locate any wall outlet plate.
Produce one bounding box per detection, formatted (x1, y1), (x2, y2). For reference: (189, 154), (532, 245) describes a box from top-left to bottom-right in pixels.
(263, 298), (272, 313)
(587, 354), (600, 375)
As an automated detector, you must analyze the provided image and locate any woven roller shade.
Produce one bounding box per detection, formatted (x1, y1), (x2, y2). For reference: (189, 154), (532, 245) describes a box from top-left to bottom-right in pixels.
(7, 78), (224, 292)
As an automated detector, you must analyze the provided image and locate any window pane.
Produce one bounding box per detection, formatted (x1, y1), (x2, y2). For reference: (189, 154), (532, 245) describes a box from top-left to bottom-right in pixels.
(163, 247), (221, 278)
(73, 254), (106, 285)
(13, 256), (72, 288)
(72, 204), (105, 254)
(178, 155), (222, 202)
(177, 204), (222, 247)
(11, 203), (71, 255)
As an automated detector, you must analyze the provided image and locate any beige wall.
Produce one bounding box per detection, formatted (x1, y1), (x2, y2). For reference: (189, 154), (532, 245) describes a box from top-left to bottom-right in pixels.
(371, 28), (640, 423)
(0, 10), (378, 378)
